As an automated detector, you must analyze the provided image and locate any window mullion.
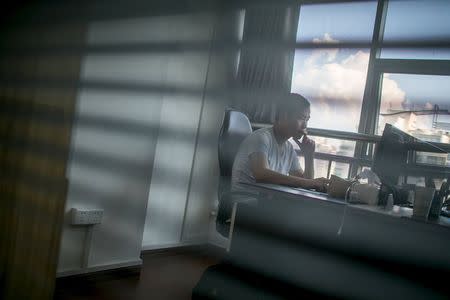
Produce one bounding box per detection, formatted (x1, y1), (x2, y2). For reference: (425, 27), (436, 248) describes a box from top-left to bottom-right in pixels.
(352, 0), (388, 178)
(359, 0), (388, 136)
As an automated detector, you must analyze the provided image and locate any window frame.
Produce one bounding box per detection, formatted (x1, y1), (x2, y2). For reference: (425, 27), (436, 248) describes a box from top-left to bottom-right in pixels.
(249, 0), (450, 180)
(359, 0), (450, 181)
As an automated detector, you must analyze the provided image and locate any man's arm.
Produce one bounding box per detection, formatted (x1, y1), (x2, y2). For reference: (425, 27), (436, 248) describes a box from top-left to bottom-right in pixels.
(250, 152), (326, 191)
(294, 134), (315, 179)
(289, 156), (314, 179)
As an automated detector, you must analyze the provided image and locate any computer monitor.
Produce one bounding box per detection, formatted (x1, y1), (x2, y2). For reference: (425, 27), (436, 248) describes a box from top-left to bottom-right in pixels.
(372, 124), (416, 205)
(372, 124), (414, 188)
(372, 123), (447, 205)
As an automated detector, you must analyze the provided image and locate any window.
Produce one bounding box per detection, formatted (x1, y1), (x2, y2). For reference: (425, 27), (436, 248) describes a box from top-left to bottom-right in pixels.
(374, 0), (450, 174)
(330, 161), (350, 179)
(381, 0), (450, 60)
(377, 74), (450, 166)
(253, 0), (450, 181)
(290, 1), (377, 178)
(377, 74), (450, 139)
(291, 47), (370, 132)
(291, 2), (377, 132)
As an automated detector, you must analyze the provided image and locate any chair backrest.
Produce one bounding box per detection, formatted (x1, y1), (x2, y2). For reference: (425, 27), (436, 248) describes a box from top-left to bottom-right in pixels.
(218, 109), (253, 178)
(216, 109), (252, 237)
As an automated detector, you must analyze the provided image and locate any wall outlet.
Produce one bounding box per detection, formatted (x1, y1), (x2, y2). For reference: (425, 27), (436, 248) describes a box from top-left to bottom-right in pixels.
(71, 208), (103, 225)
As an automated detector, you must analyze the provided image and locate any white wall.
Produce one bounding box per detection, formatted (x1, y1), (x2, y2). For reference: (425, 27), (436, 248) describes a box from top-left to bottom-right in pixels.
(132, 10), (242, 250)
(174, 9), (246, 246)
(58, 89), (163, 273)
(142, 91), (206, 247)
(57, 9), (244, 274)
(57, 12), (216, 273)
(140, 15), (215, 248)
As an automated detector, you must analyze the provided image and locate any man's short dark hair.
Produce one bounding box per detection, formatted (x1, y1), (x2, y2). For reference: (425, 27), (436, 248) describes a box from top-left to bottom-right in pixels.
(276, 93), (310, 121)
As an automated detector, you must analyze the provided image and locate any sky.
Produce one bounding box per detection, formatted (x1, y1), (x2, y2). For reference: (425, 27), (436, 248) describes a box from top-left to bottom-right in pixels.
(290, 0), (450, 133)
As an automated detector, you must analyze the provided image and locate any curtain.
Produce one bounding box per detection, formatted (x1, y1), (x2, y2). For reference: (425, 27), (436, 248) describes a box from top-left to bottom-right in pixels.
(232, 5), (298, 123)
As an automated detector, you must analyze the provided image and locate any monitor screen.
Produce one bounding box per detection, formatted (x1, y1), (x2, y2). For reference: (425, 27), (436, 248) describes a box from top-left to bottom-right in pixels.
(372, 124), (414, 187)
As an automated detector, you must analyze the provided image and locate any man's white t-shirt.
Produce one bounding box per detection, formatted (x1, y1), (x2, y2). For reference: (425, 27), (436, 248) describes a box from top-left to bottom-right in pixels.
(231, 127), (302, 193)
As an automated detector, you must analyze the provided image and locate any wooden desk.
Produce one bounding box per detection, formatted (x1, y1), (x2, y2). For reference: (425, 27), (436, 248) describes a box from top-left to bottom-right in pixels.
(243, 182), (450, 229)
(351, 204), (450, 228)
(227, 182), (450, 299)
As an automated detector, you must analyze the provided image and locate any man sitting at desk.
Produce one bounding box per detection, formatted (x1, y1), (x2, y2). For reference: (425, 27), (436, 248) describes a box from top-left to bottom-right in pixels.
(232, 93), (330, 194)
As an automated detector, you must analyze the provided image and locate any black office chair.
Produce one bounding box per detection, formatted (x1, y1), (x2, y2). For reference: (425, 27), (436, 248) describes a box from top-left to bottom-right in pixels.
(216, 109), (253, 237)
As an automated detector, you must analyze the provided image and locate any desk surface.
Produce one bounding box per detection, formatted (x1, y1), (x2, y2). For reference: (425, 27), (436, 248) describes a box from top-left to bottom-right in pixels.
(244, 182), (344, 204)
(244, 182), (450, 229)
(351, 203), (450, 228)
(230, 183), (450, 299)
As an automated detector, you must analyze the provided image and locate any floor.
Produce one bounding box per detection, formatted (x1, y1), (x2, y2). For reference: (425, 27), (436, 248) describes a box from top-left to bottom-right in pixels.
(54, 246), (223, 300)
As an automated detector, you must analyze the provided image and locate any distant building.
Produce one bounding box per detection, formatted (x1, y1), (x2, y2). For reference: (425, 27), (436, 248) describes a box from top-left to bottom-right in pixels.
(379, 108), (450, 167)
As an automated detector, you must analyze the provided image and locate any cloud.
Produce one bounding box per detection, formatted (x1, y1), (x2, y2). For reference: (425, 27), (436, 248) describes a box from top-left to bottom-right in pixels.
(306, 33), (339, 66)
(380, 74), (406, 112)
(291, 33), (406, 131)
(312, 33), (339, 44)
(424, 102), (434, 110)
